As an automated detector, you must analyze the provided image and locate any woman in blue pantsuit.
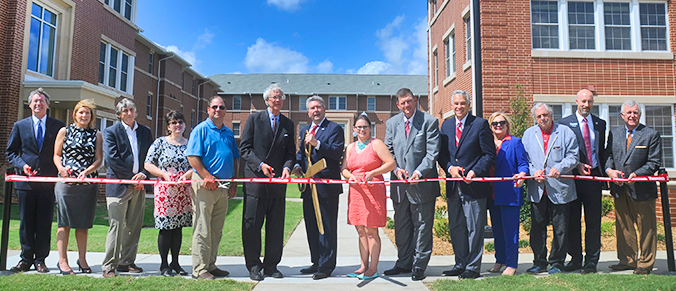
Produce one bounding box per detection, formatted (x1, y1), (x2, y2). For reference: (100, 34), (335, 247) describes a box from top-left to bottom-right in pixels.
(487, 112), (529, 275)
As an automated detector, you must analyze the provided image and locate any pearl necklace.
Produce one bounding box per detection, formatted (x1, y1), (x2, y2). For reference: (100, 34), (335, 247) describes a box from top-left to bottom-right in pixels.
(357, 139), (370, 150)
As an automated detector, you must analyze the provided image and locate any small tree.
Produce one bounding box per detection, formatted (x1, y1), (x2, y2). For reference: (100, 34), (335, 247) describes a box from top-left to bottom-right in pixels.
(508, 84), (532, 138)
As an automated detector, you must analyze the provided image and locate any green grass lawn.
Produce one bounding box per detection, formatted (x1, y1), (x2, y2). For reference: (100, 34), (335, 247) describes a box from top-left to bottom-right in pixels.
(0, 189), (304, 256)
(429, 273), (676, 291)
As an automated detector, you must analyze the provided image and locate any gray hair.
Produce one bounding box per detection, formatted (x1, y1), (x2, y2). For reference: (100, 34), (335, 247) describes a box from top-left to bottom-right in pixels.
(531, 103), (553, 120)
(306, 95), (325, 109)
(263, 84), (286, 101)
(621, 100), (640, 115)
(115, 98), (138, 117)
(27, 87), (50, 105)
(451, 90), (471, 104)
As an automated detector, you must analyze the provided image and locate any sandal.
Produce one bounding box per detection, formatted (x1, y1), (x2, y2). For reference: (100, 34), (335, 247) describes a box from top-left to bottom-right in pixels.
(487, 264), (506, 273)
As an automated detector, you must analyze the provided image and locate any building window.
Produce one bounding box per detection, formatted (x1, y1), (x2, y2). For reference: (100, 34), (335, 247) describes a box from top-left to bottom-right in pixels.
(640, 3), (667, 51)
(465, 17), (472, 61)
(444, 34), (456, 77)
(191, 110), (195, 128)
(432, 0), (438, 14)
(146, 95), (152, 118)
(367, 97), (376, 111)
(27, 3), (57, 77)
(232, 122), (241, 137)
(568, 2), (595, 50)
(433, 50), (439, 87)
(531, 0), (559, 49)
(99, 42), (133, 93)
(192, 79), (196, 95)
(104, 0), (134, 21)
(644, 105), (673, 167)
(299, 97), (308, 111)
(148, 52), (154, 74)
(604, 2), (631, 50)
(233, 96), (242, 110)
(370, 123), (376, 138)
(181, 73), (184, 89)
(329, 96), (347, 111)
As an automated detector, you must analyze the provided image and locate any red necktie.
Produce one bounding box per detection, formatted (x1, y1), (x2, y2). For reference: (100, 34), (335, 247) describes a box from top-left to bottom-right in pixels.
(456, 122), (462, 146)
(582, 118), (593, 166)
(405, 120), (410, 138)
(310, 124), (318, 135)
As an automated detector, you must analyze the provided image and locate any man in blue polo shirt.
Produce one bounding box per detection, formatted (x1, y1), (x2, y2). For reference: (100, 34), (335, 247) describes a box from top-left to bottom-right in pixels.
(186, 95), (239, 280)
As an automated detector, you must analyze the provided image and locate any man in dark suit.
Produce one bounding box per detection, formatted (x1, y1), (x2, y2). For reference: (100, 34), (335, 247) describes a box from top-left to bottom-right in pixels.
(383, 88), (440, 281)
(293, 96), (344, 280)
(438, 90), (496, 279)
(101, 98), (153, 278)
(5, 88), (65, 273)
(240, 84), (296, 281)
(605, 100), (661, 275)
(558, 89), (607, 274)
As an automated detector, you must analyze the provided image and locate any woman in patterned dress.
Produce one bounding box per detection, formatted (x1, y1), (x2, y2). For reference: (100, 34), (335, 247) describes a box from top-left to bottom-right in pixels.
(144, 111), (193, 276)
(341, 115), (396, 280)
(53, 99), (103, 275)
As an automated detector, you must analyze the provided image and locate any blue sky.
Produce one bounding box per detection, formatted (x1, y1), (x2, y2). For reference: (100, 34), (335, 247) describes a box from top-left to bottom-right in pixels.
(136, 0), (427, 77)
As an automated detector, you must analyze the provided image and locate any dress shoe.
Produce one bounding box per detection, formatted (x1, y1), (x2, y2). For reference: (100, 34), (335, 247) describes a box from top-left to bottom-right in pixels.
(10, 261), (31, 272)
(103, 269), (117, 278)
(487, 264), (505, 273)
(77, 259), (92, 274)
(580, 264), (597, 274)
(192, 271), (215, 280)
(633, 267), (651, 275)
(170, 262), (188, 276)
(459, 270), (479, 279)
(56, 262), (75, 275)
(442, 266), (465, 276)
(357, 272), (378, 280)
(347, 272), (362, 278)
(313, 272), (330, 280)
(265, 269), (283, 278)
(117, 263), (143, 273)
(548, 266), (562, 274)
(526, 265), (547, 274)
(160, 268), (175, 277)
(300, 265), (318, 274)
(563, 261), (582, 272)
(411, 269), (426, 281)
(249, 268), (264, 281)
(383, 266), (410, 276)
(35, 262), (49, 273)
(210, 268), (230, 277)
(609, 263), (635, 271)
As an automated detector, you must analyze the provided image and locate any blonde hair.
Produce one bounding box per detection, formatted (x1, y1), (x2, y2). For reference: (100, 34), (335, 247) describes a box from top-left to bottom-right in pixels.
(488, 111), (513, 135)
(73, 99), (97, 129)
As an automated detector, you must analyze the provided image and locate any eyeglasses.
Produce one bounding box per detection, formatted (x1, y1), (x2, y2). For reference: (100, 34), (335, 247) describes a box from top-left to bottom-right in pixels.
(211, 105), (226, 110)
(170, 120), (184, 125)
(354, 126), (369, 130)
(491, 120), (507, 127)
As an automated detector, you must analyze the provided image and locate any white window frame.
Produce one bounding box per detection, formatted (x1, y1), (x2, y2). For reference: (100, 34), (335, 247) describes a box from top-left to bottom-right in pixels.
(299, 97), (308, 111)
(329, 96), (347, 111)
(148, 52), (153, 74)
(367, 97), (376, 111)
(146, 94), (152, 118)
(465, 16), (472, 62)
(99, 42), (134, 94)
(433, 49), (439, 88)
(27, 2), (58, 77)
(104, 0), (136, 22)
(442, 24), (457, 85)
(233, 96), (242, 110)
(232, 121), (241, 137)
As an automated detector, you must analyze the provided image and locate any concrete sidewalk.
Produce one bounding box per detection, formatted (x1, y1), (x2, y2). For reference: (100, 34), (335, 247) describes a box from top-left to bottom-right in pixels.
(4, 183), (676, 290)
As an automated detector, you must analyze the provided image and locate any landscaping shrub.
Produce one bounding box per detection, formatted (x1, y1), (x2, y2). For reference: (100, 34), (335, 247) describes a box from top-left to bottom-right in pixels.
(601, 220), (615, 237)
(386, 216), (395, 229)
(601, 196), (615, 217)
(484, 242), (495, 252)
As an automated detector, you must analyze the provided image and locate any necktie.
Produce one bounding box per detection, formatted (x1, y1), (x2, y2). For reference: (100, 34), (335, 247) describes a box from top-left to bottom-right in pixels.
(582, 118), (593, 166)
(310, 124), (318, 136)
(273, 116), (278, 134)
(455, 121), (462, 146)
(405, 120), (410, 138)
(36, 119), (43, 149)
(627, 130), (632, 151)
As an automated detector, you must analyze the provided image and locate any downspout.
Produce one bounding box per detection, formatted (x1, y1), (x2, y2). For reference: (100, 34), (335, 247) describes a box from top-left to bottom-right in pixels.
(427, 1), (434, 118)
(155, 53), (176, 138)
(471, 0), (483, 117)
(197, 79), (208, 123)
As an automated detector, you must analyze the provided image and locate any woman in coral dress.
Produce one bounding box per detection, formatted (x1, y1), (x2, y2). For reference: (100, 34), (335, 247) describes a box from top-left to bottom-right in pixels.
(341, 115), (396, 280)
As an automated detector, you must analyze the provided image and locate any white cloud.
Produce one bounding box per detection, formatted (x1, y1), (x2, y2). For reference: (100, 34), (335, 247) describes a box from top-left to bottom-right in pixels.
(192, 29), (214, 51)
(316, 59), (333, 74)
(357, 61), (391, 74)
(267, 0), (305, 11)
(408, 18), (428, 75)
(165, 45), (197, 66)
(244, 38), (310, 73)
(158, 29), (214, 71)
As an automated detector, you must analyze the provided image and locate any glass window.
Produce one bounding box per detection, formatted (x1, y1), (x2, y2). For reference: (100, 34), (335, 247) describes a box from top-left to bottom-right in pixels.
(644, 105), (673, 167)
(434, 50), (439, 87)
(329, 97), (346, 110)
(299, 97), (308, 111)
(370, 123), (376, 138)
(608, 105), (624, 129)
(99, 43), (106, 84)
(146, 95), (152, 118)
(367, 97), (376, 111)
(551, 104), (563, 121)
(108, 47), (118, 88)
(465, 17), (472, 61)
(120, 54), (128, 92)
(27, 3), (57, 77)
(191, 111), (195, 128)
(106, 0), (133, 21)
(604, 2), (631, 50)
(232, 122), (241, 137)
(640, 3), (667, 51)
(233, 96), (242, 110)
(100, 42), (132, 93)
(531, 1), (560, 49)
(446, 34), (456, 77)
(148, 52), (153, 74)
(568, 2), (595, 50)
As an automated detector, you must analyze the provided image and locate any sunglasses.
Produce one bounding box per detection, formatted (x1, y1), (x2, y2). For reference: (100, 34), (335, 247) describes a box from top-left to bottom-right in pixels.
(170, 120), (184, 125)
(491, 120), (507, 127)
(354, 126), (369, 130)
(211, 105), (226, 110)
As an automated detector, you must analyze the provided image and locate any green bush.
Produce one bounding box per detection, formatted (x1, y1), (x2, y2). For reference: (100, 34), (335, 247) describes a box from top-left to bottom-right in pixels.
(657, 234), (666, 242)
(434, 218), (450, 240)
(519, 239), (530, 248)
(386, 217), (395, 229)
(601, 220), (615, 237)
(435, 205), (447, 219)
(601, 196), (615, 217)
(484, 242), (495, 252)
(439, 180), (447, 200)
(520, 190), (532, 233)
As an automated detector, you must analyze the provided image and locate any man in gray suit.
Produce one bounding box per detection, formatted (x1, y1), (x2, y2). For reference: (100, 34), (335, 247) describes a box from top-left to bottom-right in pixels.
(522, 103), (579, 275)
(384, 88), (440, 281)
(605, 100), (661, 275)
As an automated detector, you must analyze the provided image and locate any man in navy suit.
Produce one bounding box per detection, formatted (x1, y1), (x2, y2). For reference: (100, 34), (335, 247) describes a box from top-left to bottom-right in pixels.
(558, 89), (607, 274)
(293, 96), (344, 280)
(438, 90), (496, 279)
(6, 88), (65, 273)
(101, 98), (153, 278)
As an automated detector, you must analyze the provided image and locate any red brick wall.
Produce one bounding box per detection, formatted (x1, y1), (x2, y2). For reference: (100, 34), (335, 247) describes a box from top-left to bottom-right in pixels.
(657, 187), (676, 225)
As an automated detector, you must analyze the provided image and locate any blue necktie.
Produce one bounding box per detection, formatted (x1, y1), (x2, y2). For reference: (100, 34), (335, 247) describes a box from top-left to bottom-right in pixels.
(36, 120), (43, 149)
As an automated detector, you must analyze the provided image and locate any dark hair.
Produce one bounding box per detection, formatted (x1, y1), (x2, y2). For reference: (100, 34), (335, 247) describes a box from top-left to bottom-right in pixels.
(396, 87), (417, 100)
(165, 110), (185, 135)
(208, 95), (224, 106)
(354, 114), (371, 127)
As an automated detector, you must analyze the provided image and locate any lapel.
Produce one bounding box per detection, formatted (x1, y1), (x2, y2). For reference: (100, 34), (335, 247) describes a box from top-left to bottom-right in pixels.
(457, 114), (474, 150)
(313, 119), (327, 141)
(117, 122), (131, 152)
(27, 117), (40, 152)
(623, 124), (644, 164)
(404, 111), (420, 152)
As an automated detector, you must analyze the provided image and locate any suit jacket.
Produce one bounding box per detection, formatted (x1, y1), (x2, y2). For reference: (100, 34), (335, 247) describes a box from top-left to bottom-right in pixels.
(240, 110), (296, 198)
(438, 114), (496, 199)
(5, 116), (65, 190)
(558, 114), (607, 174)
(296, 119), (345, 199)
(384, 110), (440, 204)
(103, 121), (153, 197)
(604, 124), (661, 201)
(493, 136), (529, 206)
(523, 123), (579, 204)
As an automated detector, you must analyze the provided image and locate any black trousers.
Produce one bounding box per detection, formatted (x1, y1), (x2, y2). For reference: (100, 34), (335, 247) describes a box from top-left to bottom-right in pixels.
(566, 170), (602, 266)
(242, 195), (285, 273)
(303, 194), (339, 274)
(17, 185), (55, 264)
(531, 197), (569, 269)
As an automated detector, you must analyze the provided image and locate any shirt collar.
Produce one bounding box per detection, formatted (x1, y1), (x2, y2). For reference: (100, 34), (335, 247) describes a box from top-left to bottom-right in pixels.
(206, 118), (226, 131)
(31, 114), (47, 126)
(267, 107), (279, 119)
(576, 111), (591, 125)
(403, 109), (417, 123)
(312, 118), (326, 127)
(456, 113), (468, 126)
(121, 120), (138, 131)
(541, 123), (554, 135)
(625, 125), (637, 135)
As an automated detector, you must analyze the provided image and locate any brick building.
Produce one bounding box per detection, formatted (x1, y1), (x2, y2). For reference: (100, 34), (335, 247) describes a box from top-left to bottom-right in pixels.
(427, 0), (676, 222)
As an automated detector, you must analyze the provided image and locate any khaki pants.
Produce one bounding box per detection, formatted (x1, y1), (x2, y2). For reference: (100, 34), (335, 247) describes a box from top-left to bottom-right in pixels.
(614, 188), (657, 270)
(191, 173), (229, 276)
(102, 185), (146, 270)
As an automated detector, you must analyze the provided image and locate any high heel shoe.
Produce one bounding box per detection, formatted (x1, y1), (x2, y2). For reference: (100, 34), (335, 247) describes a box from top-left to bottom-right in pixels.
(56, 262), (75, 275)
(77, 259), (92, 274)
(170, 262), (188, 276)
